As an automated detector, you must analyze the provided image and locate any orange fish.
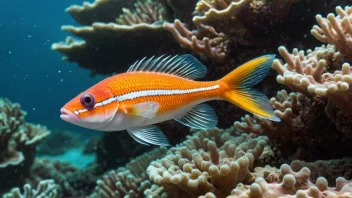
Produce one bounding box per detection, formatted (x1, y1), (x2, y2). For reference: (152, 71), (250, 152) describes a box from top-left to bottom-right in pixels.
(60, 54), (279, 146)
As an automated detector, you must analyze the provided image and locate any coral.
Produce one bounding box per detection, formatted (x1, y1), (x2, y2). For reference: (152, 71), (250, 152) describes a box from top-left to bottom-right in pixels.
(0, 98), (27, 169)
(3, 179), (59, 198)
(193, 0), (252, 40)
(165, 0), (297, 63)
(290, 158), (352, 185)
(116, 0), (168, 25)
(89, 147), (166, 198)
(147, 127), (269, 198)
(164, 20), (230, 63)
(230, 164), (352, 198)
(273, 6), (352, 114)
(165, 0), (198, 25)
(234, 89), (352, 163)
(273, 44), (352, 112)
(311, 6), (352, 58)
(65, 0), (135, 25)
(0, 98), (50, 193)
(28, 159), (81, 197)
(235, 90), (301, 139)
(52, 0), (181, 76)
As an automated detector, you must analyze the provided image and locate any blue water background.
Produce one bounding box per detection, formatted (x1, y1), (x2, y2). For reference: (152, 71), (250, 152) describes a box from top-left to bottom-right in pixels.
(0, 0), (106, 135)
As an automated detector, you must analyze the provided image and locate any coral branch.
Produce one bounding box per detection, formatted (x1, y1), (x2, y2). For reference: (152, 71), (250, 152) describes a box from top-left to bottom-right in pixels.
(164, 19), (229, 63)
(311, 6), (352, 58)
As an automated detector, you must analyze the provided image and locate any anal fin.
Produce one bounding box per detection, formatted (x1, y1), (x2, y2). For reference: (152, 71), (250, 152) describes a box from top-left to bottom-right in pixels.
(174, 104), (218, 129)
(127, 125), (170, 146)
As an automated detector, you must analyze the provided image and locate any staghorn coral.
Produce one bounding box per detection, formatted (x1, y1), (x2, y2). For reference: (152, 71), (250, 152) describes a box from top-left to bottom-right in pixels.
(311, 6), (352, 58)
(147, 127), (270, 198)
(89, 147), (167, 198)
(3, 179), (59, 198)
(52, 0), (181, 76)
(0, 99), (50, 193)
(230, 164), (352, 197)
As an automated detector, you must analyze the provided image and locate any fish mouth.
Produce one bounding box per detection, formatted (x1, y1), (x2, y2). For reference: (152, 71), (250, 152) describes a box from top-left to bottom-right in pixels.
(60, 108), (79, 123)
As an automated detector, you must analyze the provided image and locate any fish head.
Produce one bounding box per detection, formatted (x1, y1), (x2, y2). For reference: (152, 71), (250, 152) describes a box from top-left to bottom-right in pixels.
(60, 82), (119, 130)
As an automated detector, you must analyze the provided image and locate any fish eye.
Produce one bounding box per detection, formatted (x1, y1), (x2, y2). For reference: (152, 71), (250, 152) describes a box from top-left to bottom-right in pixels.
(80, 93), (95, 109)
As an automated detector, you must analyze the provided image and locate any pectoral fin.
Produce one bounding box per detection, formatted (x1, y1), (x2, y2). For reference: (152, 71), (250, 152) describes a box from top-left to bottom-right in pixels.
(127, 125), (170, 146)
(121, 102), (160, 118)
(174, 104), (218, 129)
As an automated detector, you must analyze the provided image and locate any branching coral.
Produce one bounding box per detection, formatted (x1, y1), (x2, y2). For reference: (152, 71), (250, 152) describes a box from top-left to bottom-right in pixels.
(3, 179), (59, 198)
(116, 0), (168, 25)
(273, 44), (352, 113)
(52, 0), (181, 76)
(0, 99), (50, 193)
(164, 20), (230, 62)
(147, 127), (269, 198)
(311, 6), (352, 58)
(164, 0), (297, 63)
(273, 6), (352, 115)
(89, 147), (167, 198)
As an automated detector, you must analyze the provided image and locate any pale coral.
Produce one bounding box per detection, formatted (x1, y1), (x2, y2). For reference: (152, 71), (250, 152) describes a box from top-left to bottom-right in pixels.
(311, 6), (352, 58)
(3, 179), (58, 198)
(273, 44), (352, 113)
(229, 164), (352, 198)
(147, 127), (269, 198)
(89, 147), (166, 198)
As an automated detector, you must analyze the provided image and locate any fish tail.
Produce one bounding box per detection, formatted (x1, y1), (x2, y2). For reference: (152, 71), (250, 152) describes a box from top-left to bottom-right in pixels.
(219, 55), (280, 121)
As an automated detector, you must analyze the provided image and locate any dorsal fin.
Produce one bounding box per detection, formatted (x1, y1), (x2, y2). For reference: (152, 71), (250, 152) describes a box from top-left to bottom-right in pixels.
(127, 54), (207, 79)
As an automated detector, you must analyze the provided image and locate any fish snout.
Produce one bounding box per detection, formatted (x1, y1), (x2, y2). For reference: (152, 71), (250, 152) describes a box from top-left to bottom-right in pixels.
(60, 108), (79, 123)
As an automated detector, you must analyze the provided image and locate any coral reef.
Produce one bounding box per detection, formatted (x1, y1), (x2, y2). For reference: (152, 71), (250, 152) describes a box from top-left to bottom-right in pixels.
(290, 158), (352, 185)
(273, 6), (352, 114)
(311, 6), (352, 58)
(147, 127), (270, 197)
(0, 98), (50, 193)
(52, 0), (182, 76)
(3, 179), (58, 198)
(9, 1), (352, 198)
(234, 89), (352, 164)
(230, 164), (352, 198)
(89, 147), (166, 197)
(164, 0), (297, 63)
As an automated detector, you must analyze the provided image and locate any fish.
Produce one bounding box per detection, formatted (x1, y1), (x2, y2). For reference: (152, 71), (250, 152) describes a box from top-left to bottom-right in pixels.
(60, 54), (280, 146)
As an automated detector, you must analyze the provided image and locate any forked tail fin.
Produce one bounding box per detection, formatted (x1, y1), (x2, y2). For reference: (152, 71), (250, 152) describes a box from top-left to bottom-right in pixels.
(220, 55), (280, 121)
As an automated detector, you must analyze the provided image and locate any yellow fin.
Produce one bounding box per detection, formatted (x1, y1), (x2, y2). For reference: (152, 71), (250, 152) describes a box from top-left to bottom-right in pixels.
(220, 55), (280, 121)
